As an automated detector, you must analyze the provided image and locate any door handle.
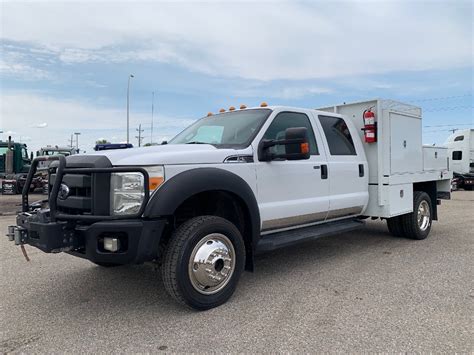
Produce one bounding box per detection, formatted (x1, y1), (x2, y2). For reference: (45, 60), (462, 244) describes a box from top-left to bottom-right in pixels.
(359, 164), (364, 177)
(321, 164), (328, 179)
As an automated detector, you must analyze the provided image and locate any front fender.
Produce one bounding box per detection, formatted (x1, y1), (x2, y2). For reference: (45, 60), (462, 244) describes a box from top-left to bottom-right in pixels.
(144, 167), (261, 252)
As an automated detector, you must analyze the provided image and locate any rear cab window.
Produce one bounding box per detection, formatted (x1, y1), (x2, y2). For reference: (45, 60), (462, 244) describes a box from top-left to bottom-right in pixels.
(318, 115), (357, 156)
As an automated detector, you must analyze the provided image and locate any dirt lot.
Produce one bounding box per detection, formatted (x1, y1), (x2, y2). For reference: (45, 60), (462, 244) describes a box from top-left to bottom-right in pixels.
(0, 191), (473, 353)
(0, 192), (44, 216)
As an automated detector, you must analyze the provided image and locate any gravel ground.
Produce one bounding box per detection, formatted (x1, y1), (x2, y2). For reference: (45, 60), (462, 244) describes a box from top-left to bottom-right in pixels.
(0, 193), (44, 216)
(0, 191), (473, 353)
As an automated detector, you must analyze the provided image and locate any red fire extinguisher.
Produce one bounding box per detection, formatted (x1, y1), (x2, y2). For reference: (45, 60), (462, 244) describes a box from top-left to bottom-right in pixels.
(362, 109), (377, 143)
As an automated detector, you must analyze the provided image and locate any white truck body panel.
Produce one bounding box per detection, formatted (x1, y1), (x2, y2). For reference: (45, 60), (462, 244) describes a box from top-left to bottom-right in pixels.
(319, 99), (452, 218)
(423, 146), (449, 171)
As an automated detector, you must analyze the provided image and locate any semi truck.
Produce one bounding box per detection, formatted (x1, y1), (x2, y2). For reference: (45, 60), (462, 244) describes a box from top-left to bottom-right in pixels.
(7, 99), (452, 310)
(0, 138), (39, 194)
(37, 145), (77, 171)
(444, 129), (474, 190)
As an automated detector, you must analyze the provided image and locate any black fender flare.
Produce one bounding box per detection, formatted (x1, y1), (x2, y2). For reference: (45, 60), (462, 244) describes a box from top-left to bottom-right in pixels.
(144, 167), (261, 263)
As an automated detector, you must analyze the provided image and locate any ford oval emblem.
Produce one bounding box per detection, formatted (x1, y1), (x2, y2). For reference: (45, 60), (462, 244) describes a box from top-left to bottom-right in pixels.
(58, 183), (70, 200)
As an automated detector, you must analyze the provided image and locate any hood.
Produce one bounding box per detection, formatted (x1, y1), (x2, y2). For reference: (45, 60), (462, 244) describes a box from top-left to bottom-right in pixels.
(84, 144), (253, 166)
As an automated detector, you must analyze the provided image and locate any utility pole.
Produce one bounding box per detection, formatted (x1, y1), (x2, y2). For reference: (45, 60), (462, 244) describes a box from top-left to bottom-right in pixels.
(136, 124), (144, 147)
(126, 74), (134, 144)
(74, 132), (81, 153)
(70, 134), (74, 147)
(151, 91), (154, 145)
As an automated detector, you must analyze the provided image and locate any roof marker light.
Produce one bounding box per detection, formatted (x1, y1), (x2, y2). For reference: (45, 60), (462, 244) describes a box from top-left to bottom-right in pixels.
(240, 104), (247, 109)
(260, 102), (268, 107)
(229, 106), (236, 111)
(207, 112), (213, 117)
(219, 108), (226, 113)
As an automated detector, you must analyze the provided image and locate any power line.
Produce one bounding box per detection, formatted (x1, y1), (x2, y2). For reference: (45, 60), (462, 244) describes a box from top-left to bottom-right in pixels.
(424, 123), (472, 128)
(424, 105), (474, 112)
(424, 128), (471, 133)
(409, 93), (472, 103)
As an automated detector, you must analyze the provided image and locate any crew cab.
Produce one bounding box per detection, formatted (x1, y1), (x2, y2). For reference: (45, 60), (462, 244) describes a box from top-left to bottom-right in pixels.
(7, 99), (452, 310)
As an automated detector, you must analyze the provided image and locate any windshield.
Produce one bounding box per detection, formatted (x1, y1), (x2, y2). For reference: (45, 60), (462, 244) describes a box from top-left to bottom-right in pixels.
(43, 150), (71, 156)
(169, 109), (271, 147)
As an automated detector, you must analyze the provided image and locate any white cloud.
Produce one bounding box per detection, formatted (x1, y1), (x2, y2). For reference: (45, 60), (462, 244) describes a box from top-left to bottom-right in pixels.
(1, 1), (471, 80)
(32, 122), (48, 128)
(0, 93), (195, 153)
(233, 84), (334, 99)
(0, 58), (50, 80)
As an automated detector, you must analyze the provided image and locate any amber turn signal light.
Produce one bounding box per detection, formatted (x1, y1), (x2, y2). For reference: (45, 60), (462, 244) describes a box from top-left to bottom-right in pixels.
(149, 177), (164, 191)
(300, 143), (309, 154)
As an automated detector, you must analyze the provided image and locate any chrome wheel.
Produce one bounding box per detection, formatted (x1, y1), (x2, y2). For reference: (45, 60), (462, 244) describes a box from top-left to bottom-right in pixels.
(188, 233), (235, 295)
(417, 200), (431, 231)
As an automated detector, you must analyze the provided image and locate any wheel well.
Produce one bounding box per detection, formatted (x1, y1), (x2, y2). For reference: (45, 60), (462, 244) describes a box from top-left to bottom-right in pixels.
(161, 190), (254, 270)
(413, 181), (438, 220)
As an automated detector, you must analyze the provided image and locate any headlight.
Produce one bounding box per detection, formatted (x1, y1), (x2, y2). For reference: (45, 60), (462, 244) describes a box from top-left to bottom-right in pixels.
(110, 166), (164, 216)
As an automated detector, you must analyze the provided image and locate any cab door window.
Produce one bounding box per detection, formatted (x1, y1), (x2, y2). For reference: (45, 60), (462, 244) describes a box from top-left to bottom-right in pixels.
(263, 112), (318, 155)
(21, 147), (29, 160)
(318, 115), (356, 155)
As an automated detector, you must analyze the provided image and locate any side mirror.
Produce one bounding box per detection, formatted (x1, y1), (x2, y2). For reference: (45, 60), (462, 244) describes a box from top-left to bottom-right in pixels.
(258, 127), (310, 162)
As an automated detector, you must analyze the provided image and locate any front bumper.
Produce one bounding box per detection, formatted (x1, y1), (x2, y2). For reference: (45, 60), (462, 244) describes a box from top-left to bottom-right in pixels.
(7, 211), (167, 264)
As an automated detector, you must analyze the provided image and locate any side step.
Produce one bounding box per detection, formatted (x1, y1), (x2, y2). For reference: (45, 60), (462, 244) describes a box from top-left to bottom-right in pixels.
(256, 218), (365, 253)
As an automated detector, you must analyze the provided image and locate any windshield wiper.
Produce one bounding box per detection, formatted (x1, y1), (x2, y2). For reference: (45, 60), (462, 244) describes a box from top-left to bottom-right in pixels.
(186, 141), (208, 144)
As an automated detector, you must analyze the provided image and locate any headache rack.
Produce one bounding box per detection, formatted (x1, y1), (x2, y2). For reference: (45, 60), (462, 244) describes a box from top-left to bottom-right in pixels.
(22, 156), (151, 222)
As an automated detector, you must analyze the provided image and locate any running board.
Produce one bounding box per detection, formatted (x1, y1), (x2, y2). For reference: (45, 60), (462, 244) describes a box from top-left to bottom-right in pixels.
(256, 219), (365, 253)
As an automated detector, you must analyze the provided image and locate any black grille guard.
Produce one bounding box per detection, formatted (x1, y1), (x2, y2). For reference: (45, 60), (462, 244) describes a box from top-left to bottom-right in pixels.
(22, 156), (150, 221)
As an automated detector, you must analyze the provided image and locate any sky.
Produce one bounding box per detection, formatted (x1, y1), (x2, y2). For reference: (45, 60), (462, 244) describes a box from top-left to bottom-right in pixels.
(0, 0), (473, 154)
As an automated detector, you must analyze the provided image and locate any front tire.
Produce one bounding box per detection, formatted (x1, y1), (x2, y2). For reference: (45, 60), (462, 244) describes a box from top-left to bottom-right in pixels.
(162, 216), (245, 310)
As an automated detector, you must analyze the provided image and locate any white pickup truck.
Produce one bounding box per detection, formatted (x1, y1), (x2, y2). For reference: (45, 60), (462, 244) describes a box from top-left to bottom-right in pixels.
(7, 99), (452, 310)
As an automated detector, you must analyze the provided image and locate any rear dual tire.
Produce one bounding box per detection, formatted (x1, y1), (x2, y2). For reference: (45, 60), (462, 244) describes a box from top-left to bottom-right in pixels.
(387, 191), (432, 240)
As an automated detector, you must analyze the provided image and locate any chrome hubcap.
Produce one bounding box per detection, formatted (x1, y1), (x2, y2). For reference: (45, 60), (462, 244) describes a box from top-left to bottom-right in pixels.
(417, 200), (431, 231)
(188, 233), (235, 295)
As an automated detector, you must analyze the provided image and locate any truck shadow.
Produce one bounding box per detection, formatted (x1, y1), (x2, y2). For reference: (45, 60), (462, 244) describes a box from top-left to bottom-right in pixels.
(18, 220), (424, 315)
